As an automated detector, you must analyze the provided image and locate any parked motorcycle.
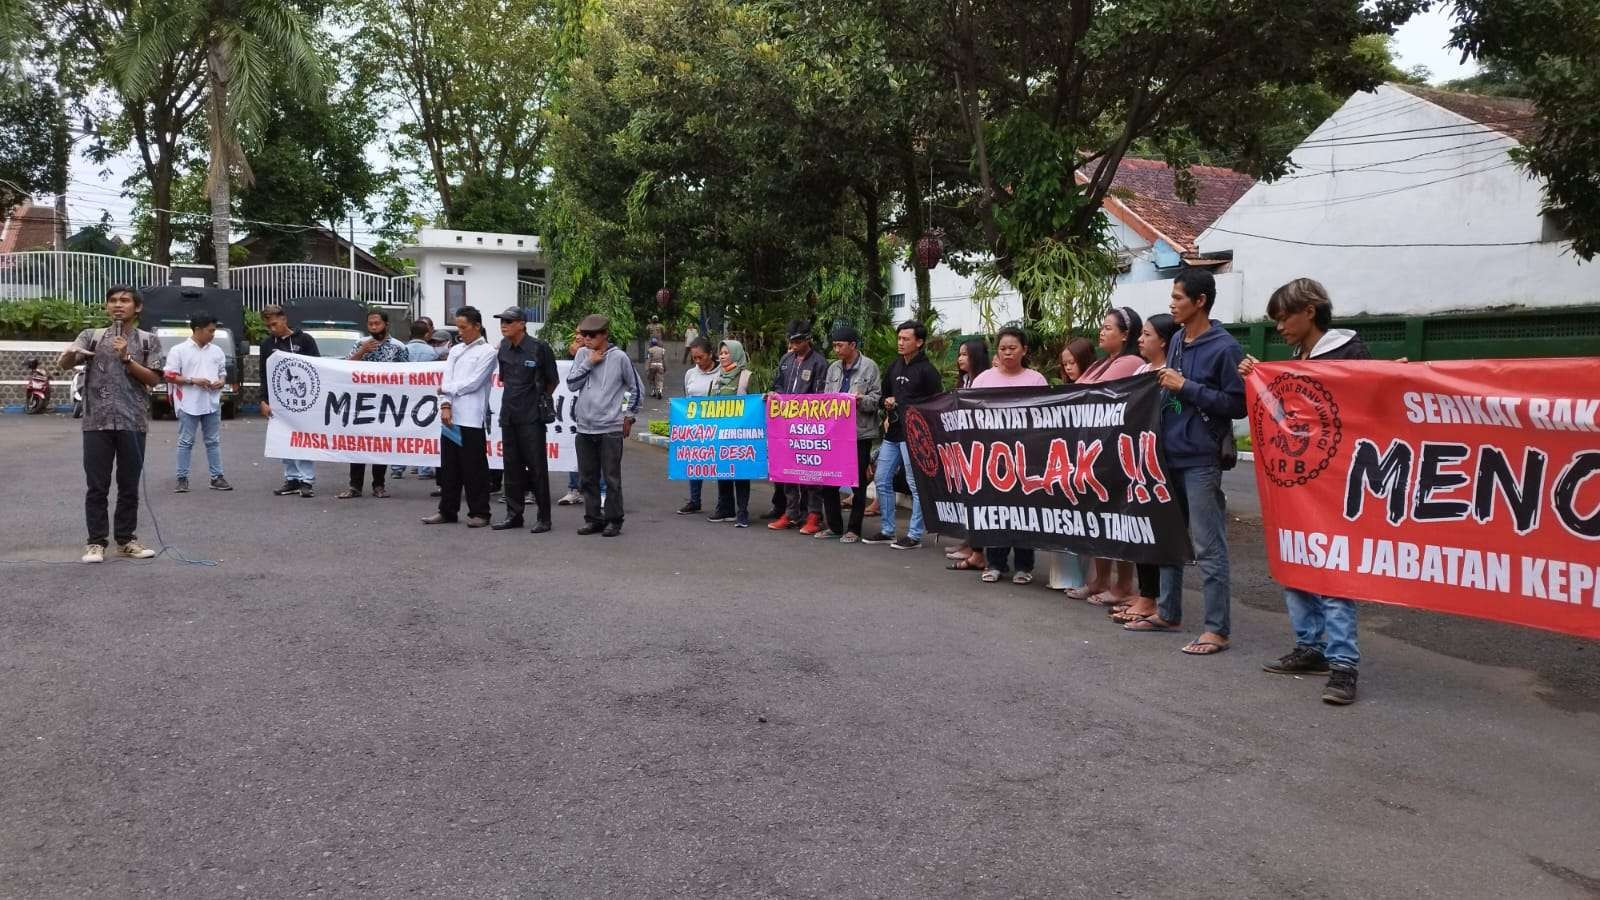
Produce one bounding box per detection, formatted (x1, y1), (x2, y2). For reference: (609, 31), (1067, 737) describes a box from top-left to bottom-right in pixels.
(70, 363), (86, 419)
(23, 359), (50, 414)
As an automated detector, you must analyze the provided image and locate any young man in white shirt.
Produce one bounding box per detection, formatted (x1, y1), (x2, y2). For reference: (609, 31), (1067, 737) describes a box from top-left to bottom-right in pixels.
(421, 306), (498, 527)
(163, 313), (231, 492)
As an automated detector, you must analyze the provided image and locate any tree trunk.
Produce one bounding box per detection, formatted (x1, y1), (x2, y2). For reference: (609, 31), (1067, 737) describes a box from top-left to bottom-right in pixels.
(858, 186), (884, 325)
(901, 151), (932, 323)
(206, 43), (231, 288)
(150, 167), (173, 268)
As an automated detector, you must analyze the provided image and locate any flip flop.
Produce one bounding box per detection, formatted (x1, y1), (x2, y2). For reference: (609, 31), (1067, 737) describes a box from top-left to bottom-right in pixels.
(1063, 587), (1098, 601)
(946, 559), (983, 571)
(1085, 592), (1126, 607)
(1123, 616), (1181, 632)
(1181, 639), (1230, 656)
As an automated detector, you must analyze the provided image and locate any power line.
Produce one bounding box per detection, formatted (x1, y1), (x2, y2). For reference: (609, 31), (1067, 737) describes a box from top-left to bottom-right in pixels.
(1278, 136), (1510, 180)
(1204, 226), (1543, 249)
(1294, 115), (1536, 148)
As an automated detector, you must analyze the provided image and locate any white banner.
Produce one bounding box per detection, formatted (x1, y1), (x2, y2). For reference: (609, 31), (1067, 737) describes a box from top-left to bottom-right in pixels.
(263, 353), (578, 471)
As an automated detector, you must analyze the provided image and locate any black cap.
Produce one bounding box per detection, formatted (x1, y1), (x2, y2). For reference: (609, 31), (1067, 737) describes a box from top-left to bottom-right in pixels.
(829, 324), (861, 344)
(786, 319), (813, 342)
(493, 306), (525, 322)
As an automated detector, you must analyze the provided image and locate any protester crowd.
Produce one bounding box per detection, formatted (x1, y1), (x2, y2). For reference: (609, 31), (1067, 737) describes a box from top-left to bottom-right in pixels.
(60, 269), (1370, 704)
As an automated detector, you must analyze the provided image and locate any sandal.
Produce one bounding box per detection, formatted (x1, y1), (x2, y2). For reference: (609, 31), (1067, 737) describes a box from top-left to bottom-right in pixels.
(980, 569), (1003, 583)
(946, 559), (983, 571)
(1123, 616), (1181, 632)
(1063, 586), (1099, 601)
(1084, 591), (1126, 607)
(1012, 571), (1034, 585)
(371, 486), (390, 499)
(336, 488), (361, 500)
(1109, 608), (1145, 624)
(1181, 638), (1230, 656)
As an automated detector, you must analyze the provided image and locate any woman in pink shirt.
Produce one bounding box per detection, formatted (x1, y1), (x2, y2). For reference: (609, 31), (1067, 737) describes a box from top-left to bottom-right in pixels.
(971, 327), (1049, 584)
(1067, 306), (1146, 604)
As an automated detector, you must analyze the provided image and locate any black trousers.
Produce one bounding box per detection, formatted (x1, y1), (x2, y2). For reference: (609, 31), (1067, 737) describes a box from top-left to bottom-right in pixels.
(986, 546), (1036, 573)
(503, 420), (552, 524)
(84, 430), (145, 546)
(438, 426), (490, 519)
(349, 463), (386, 491)
(576, 431), (625, 526)
(714, 479), (751, 517)
(821, 439), (874, 535)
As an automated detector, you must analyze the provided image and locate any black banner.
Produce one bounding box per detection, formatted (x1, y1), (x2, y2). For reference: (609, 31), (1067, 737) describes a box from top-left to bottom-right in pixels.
(904, 375), (1192, 564)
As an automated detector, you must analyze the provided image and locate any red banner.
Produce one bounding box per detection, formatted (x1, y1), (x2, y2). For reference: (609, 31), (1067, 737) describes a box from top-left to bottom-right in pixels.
(1247, 359), (1600, 640)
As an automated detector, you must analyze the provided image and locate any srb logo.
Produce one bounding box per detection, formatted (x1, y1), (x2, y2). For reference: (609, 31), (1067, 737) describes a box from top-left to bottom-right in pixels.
(271, 358), (321, 413)
(1251, 373), (1342, 488)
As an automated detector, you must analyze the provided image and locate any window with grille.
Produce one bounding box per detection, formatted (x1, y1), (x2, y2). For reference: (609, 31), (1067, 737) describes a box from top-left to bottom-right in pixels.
(890, 293), (906, 309)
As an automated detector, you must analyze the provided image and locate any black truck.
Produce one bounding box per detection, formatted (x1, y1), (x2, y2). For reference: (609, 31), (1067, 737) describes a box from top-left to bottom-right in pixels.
(283, 297), (371, 362)
(140, 286), (247, 420)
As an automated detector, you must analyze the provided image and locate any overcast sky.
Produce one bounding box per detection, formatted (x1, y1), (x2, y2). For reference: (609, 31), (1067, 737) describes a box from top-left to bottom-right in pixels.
(61, 6), (1483, 248)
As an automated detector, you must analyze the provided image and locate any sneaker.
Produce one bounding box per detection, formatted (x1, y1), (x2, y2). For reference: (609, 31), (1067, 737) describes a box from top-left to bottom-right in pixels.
(797, 513), (823, 535)
(1263, 646), (1331, 676)
(677, 502), (702, 516)
(767, 514), (794, 531)
(174, 478), (189, 493)
(558, 489), (582, 505)
(707, 512), (736, 523)
(839, 532), (860, 544)
(81, 544), (105, 564)
(891, 536), (922, 550)
(861, 531), (896, 545)
(812, 528), (841, 540)
(734, 513), (750, 528)
(209, 476), (232, 491)
(299, 484), (316, 498)
(117, 540), (156, 560)
(1323, 667), (1359, 705)
(273, 480), (302, 496)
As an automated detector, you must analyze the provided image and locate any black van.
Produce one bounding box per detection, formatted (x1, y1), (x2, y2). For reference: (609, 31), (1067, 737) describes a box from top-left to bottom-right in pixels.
(141, 286), (247, 420)
(284, 297), (371, 362)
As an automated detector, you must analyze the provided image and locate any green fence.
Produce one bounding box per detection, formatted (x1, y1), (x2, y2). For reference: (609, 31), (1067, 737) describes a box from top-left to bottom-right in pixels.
(1224, 305), (1600, 362)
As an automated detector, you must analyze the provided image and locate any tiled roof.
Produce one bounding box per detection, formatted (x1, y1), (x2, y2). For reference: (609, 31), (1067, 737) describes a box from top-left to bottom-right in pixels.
(1088, 158), (1256, 253)
(1393, 84), (1540, 145)
(0, 202), (62, 254)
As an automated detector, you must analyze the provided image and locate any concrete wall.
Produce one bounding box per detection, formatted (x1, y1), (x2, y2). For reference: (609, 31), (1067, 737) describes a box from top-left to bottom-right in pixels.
(1198, 84), (1600, 319)
(414, 253), (522, 326)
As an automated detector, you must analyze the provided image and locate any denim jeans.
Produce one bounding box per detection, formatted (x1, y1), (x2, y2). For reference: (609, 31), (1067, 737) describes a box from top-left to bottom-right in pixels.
(175, 410), (223, 479)
(876, 440), (924, 540)
(1157, 465), (1231, 637)
(1285, 589), (1360, 669)
(714, 480), (751, 518)
(569, 470), (606, 493)
(282, 457), (315, 485)
(687, 479), (703, 506)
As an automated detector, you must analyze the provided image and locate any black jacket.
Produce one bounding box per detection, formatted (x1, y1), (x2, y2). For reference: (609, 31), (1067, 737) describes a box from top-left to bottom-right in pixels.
(882, 350), (943, 442)
(260, 329), (320, 404)
(498, 334), (559, 426)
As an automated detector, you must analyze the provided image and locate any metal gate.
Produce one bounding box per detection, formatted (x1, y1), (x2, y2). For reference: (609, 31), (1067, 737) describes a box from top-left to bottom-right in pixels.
(0, 252), (170, 302)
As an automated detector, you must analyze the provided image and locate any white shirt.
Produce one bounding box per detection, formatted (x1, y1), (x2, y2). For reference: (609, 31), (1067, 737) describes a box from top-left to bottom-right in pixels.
(438, 336), (498, 428)
(163, 338), (227, 416)
(683, 362), (719, 397)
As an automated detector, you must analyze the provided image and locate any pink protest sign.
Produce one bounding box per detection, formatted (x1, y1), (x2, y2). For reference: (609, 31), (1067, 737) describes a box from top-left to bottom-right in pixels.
(765, 392), (859, 487)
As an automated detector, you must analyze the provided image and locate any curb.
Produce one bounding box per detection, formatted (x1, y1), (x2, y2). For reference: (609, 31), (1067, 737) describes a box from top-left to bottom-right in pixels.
(635, 431), (669, 448)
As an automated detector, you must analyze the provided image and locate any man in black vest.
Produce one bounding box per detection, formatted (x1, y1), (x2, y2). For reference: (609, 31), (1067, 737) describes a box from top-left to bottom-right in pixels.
(492, 307), (560, 533)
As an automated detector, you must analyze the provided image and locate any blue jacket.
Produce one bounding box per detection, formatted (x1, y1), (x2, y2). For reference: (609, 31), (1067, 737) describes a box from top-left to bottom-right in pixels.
(1161, 321), (1246, 469)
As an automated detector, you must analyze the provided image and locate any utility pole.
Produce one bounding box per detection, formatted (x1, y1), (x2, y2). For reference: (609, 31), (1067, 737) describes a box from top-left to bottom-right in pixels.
(348, 206), (357, 300)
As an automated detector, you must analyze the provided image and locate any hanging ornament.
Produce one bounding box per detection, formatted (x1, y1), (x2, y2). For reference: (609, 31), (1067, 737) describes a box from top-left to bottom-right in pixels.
(914, 230), (944, 270)
(655, 287), (674, 308)
(655, 236), (673, 308)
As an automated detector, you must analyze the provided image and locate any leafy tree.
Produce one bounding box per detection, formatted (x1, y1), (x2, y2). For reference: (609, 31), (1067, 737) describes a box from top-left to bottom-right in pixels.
(236, 82), (378, 262)
(0, 74), (67, 220)
(1445, 0), (1599, 258)
(48, 0), (208, 266)
(119, 0), (323, 287)
(345, 0), (557, 230)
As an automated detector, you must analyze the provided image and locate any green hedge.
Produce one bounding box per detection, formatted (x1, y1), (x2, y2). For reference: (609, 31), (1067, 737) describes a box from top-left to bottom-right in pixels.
(0, 298), (110, 339)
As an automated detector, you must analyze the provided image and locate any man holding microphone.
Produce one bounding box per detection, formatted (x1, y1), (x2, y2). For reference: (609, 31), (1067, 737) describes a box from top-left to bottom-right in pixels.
(58, 286), (163, 563)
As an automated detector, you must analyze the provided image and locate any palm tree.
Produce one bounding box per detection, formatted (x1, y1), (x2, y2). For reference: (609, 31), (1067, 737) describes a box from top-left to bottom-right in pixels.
(119, 0), (322, 288)
(0, 0), (35, 85)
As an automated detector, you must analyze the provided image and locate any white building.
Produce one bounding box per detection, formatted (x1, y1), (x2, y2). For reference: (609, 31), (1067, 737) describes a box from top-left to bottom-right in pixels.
(397, 228), (548, 330)
(885, 159), (1254, 332)
(1197, 83), (1597, 320)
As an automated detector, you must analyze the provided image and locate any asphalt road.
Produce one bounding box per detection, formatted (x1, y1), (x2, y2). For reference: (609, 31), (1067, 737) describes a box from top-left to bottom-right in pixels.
(1, 409), (1598, 899)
